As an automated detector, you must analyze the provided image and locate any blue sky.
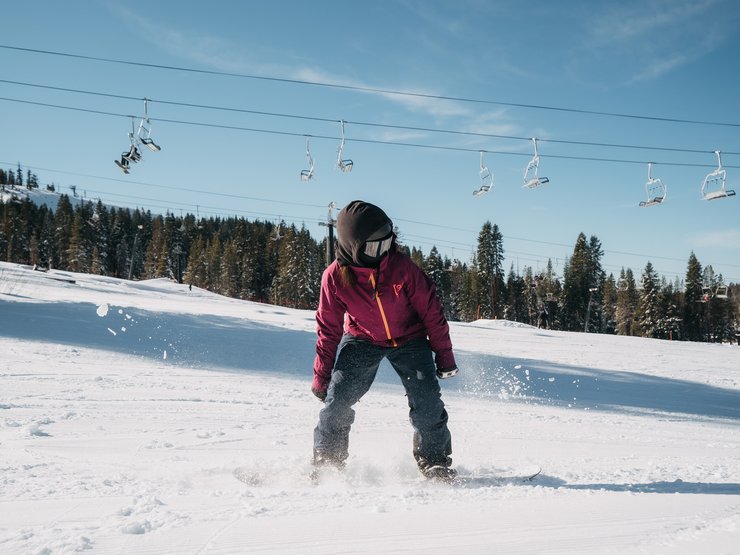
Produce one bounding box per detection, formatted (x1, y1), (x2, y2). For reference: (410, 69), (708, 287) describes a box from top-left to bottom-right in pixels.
(1, 0), (739, 284)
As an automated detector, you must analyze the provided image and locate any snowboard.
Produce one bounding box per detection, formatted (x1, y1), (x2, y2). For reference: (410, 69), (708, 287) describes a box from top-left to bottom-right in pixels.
(234, 464), (541, 487)
(452, 465), (542, 486)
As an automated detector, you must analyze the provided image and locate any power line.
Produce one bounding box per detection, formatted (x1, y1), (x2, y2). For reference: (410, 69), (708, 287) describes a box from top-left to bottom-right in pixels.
(3, 43), (740, 129)
(402, 233), (737, 282)
(2, 95), (738, 170)
(2, 77), (738, 157)
(5, 176), (738, 281)
(58, 185), (323, 224)
(0, 160), (327, 210)
(7, 157), (739, 272)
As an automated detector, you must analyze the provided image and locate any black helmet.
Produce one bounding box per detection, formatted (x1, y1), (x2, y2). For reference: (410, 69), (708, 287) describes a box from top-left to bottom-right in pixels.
(336, 200), (394, 267)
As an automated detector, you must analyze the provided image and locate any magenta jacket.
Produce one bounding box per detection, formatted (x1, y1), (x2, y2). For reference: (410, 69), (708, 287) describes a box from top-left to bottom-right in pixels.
(313, 248), (456, 379)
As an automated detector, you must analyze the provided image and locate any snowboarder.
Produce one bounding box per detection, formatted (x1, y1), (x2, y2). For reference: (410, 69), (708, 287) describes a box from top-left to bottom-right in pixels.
(537, 307), (549, 329)
(311, 200), (459, 481)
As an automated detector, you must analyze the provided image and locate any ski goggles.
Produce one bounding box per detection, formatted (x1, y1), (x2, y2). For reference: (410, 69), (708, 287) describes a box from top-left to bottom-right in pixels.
(362, 232), (393, 259)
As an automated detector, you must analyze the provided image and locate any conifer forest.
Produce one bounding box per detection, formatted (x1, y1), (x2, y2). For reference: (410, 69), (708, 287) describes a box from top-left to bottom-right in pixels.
(1, 166), (737, 343)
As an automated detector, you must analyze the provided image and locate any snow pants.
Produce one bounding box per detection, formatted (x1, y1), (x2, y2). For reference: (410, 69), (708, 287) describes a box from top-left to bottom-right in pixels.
(313, 334), (452, 464)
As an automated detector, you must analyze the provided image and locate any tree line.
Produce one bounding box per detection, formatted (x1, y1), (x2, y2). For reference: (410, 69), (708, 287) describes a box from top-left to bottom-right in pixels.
(1, 175), (737, 343)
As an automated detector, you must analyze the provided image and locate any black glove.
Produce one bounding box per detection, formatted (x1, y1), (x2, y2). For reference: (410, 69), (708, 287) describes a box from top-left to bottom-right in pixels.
(311, 371), (330, 402)
(311, 385), (327, 402)
(436, 365), (459, 379)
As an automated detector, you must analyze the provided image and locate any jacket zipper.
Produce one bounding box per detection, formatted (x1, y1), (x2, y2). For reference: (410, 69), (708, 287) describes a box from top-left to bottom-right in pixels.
(368, 273), (397, 347)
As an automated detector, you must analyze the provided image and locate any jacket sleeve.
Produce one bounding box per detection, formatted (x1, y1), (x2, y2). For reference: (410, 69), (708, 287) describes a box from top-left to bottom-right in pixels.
(406, 261), (457, 370)
(313, 266), (347, 378)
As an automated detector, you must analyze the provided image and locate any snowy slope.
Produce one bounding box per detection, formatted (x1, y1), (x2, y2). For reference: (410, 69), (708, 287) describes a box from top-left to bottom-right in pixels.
(0, 184), (116, 211)
(1, 261), (739, 554)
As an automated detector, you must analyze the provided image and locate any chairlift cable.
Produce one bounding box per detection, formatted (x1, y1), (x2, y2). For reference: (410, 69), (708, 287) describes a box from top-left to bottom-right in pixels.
(2, 78), (738, 157)
(55, 184), (325, 225)
(0, 159), (327, 209)
(2, 43), (740, 129)
(13, 155), (730, 271)
(6, 166), (739, 280)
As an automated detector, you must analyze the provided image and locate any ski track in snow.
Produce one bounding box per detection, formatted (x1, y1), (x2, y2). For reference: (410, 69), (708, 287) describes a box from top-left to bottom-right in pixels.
(1, 261), (739, 554)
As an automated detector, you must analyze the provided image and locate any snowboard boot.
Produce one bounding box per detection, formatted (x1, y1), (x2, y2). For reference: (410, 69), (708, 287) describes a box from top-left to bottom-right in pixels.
(416, 455), (457, 483)
(310, 451), (346, 481)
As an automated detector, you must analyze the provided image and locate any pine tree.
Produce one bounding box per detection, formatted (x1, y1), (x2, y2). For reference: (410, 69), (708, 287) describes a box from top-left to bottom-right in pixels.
(616, 268), (638, 335)
(657, 278), (681, 340)
(423, 246), (446, 303)
(561, 234), (589, 331)
(205, 236), (222, 292)
(601, 273), (618, 334)
(38, 208), (56, 269)
(476, 221), (505, 319)
(220, 239), (240, 297)
(410, 246), (425, 268)
(561, 233), (605, 332)
(53, 195), (74, 269)
(445, 260), (466, 321)
(635, 261), (661, 337)
(1, 198), (32, 263)
(143, 216), (167, 279)
(66, 202), (94, 273)
(90, 201), (109, 275)
(505, 265), (527, 322)
(683, 252), (704, 341)
(183, 235), (207, 288)
(525, 268), (541, 326)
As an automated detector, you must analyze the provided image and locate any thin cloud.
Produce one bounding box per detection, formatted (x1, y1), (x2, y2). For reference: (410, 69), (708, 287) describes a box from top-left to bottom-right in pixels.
(112, 6), (475, 120)
(578, 0), (731, 83)
(690, 229), (740, 248)
(587, 0), (721, 44)
(108, 4), (524, 144)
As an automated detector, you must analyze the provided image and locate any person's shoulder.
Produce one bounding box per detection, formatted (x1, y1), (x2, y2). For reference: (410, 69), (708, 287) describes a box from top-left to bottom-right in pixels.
(388, 249), (425, 279)
(322, 260), (341, 283)
(388, 248), (413, 266)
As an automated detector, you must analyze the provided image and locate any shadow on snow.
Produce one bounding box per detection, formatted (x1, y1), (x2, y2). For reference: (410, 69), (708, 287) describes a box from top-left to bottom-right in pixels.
(2, 299), (739, 422)
(452, 351), (740, 421)
(0, 299), (314, 379)
(459, 473), (740, 495)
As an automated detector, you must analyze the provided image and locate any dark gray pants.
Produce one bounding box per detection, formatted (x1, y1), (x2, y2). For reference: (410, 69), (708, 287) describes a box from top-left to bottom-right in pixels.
(313, 335), (452, 464)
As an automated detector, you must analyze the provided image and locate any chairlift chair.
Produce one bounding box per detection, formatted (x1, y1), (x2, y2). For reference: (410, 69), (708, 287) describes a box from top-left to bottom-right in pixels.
(523, 137), (549, 189)
(702, 151), (736, 200)
(137, 99), (162, 152)
(336, 120), (353, 173)
(300, 138), (315, 181)
(473, 151), (494, 197)
(639, 162), (667, 207)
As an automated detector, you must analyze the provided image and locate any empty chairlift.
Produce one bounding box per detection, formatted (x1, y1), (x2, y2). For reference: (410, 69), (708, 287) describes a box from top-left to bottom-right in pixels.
(137, 99), (161, 152)
(300, 138), (315, 181)
(701, 150), (735, 201)
(336, 120), (353, 173)
(639, 162), (667, 207)
(473, 151), (494, 197)
(523, 137), (549, 189)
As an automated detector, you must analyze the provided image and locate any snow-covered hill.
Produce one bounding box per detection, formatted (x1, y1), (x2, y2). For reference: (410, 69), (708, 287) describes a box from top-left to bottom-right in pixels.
(1, 261), (739, 554)
(0, 183), (114, 211)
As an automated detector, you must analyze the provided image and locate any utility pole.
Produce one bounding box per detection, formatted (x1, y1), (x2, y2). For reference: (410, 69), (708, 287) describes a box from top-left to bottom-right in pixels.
(318, 202), (337, 266)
